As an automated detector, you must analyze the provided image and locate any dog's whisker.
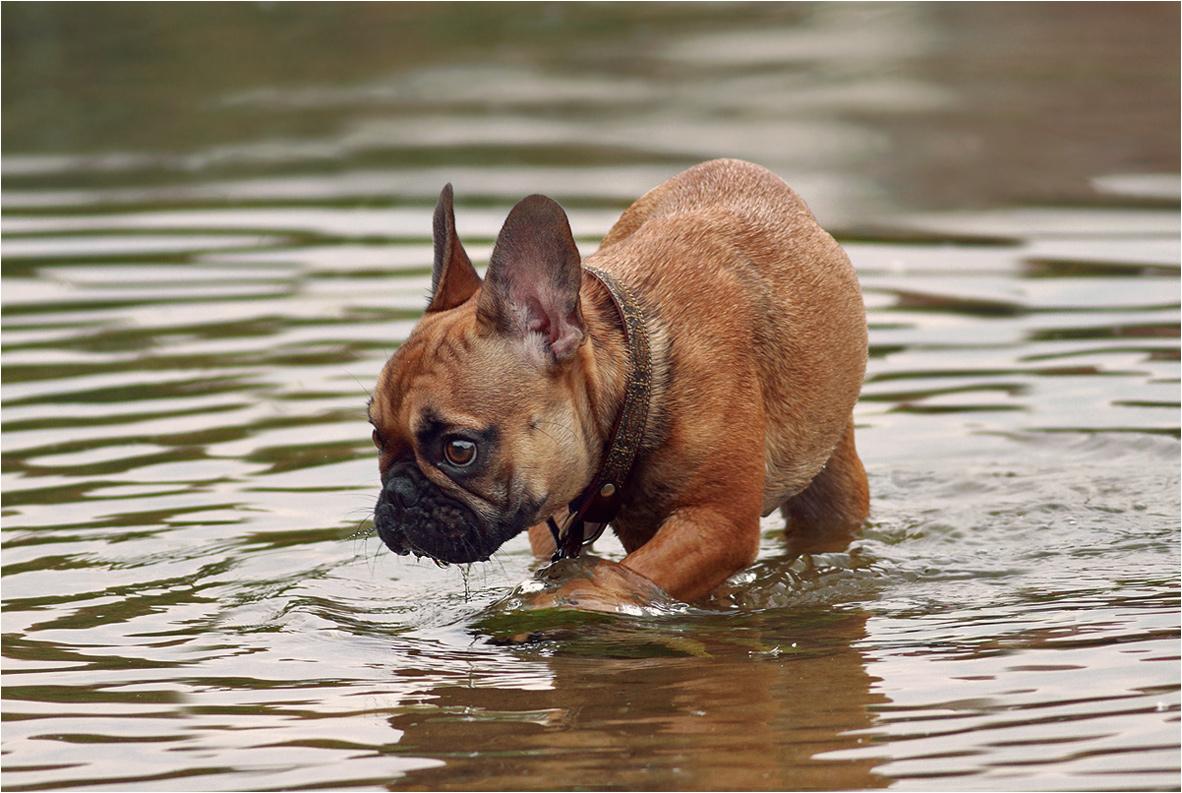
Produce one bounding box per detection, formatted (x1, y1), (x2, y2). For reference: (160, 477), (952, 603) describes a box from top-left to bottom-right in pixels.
(342, 368), (373, 401)
(531, 420), (578, 453)
(535, 419), (577, 439)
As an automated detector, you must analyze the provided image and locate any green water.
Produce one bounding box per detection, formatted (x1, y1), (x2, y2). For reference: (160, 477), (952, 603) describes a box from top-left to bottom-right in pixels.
(3, 4), (1178, 791)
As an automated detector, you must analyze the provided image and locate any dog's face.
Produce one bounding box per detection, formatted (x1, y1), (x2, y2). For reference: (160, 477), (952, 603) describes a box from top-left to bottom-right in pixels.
(368, 186), (596, 564)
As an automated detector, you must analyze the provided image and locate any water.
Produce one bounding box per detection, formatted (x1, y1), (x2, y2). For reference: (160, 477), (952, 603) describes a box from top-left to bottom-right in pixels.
(2, 4), (1179, 791)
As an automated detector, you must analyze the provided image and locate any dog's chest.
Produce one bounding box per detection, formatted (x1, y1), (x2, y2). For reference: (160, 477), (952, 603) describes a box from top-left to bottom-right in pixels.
(608, 459), (686, 552)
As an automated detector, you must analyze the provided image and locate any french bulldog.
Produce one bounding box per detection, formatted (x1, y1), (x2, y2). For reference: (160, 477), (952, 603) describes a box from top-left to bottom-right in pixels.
(368, 159), (869, 605)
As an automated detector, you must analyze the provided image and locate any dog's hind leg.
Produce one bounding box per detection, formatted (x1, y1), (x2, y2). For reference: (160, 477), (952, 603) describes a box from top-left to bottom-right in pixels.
(779, 416), (869, 555)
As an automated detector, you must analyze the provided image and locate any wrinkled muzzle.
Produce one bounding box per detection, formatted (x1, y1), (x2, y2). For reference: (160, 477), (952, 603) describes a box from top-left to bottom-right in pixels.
(374, 462), (505, 564)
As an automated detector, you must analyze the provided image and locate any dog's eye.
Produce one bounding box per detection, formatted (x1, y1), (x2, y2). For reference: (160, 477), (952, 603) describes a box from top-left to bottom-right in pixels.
(443, 438), (477, 467)
(372, 429), (385, 451)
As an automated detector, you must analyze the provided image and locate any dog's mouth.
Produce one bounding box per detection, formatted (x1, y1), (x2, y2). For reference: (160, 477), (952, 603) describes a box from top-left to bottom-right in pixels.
(374, 463), (521, 564)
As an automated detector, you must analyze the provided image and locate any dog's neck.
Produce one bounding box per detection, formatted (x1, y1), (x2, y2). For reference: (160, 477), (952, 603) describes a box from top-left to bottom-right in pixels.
(577, 272), (632, 437)
(549, 267), (652, 559)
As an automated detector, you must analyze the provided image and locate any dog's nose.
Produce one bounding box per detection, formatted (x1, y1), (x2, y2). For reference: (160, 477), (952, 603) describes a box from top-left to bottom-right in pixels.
(385, 475), (419, 509)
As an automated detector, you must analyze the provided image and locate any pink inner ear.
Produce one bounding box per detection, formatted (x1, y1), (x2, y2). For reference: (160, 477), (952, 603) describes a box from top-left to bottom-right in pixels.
(515, 286), (583, 360)
(482, 193), (585, 361)
(550, 310), (584, 359)
(524, 296), (553, 338)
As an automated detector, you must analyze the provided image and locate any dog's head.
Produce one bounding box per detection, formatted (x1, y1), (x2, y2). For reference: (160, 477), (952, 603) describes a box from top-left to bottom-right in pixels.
(368, 186), (601, 564)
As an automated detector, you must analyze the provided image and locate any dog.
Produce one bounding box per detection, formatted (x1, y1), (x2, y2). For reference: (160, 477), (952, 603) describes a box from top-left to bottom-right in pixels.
(368, 159), (869, 606)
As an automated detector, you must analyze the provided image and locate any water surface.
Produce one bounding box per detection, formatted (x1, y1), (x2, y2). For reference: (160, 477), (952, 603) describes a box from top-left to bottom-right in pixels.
(3, 4), (1179, 791)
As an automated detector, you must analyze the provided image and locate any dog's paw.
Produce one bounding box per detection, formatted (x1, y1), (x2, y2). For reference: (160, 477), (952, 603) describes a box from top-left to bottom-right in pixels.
(523, 556), (675, 614)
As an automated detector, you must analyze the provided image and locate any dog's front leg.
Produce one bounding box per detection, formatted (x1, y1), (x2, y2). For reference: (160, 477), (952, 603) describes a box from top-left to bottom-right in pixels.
(522, 503), (759, 608)
(619, 506), (761, 603)
(527, 522), (556, 558)
(524, 521), (672, 610)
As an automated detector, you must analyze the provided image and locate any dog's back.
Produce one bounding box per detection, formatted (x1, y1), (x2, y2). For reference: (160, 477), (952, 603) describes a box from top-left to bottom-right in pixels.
(588, 159), (867, 515)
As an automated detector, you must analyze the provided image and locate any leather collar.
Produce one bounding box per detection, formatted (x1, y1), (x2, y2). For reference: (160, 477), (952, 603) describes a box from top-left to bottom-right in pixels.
(547, 265), (652, 560)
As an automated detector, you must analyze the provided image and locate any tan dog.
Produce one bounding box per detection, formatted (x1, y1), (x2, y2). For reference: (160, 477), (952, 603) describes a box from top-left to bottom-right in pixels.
(368, 159), (868, 605)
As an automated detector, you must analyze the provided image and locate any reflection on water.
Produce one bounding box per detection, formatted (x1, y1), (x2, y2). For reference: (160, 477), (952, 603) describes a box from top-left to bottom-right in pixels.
(2, 3), (1179, 791)
(385, 611), (889, 792)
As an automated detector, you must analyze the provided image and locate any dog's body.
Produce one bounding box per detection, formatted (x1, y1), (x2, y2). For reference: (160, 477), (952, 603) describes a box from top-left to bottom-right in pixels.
(369, 159), (869, 604)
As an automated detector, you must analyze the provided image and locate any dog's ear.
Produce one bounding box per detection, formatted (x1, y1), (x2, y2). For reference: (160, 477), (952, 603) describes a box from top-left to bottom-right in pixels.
(427, 184), (482, 313)
(478, 194), (585, 363)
